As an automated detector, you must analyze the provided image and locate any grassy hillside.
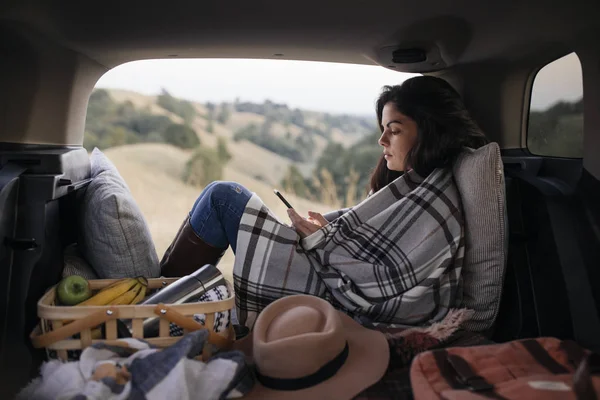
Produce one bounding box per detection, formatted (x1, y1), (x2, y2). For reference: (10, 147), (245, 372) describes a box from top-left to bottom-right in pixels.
(86, 88), (383, 199)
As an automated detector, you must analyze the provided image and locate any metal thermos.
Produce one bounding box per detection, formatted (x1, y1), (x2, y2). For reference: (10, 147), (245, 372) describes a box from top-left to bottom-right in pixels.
(138, 264), (226, 337)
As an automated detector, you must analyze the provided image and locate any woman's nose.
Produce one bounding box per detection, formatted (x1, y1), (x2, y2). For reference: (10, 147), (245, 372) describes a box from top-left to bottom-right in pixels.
(378, 131), (388, 147)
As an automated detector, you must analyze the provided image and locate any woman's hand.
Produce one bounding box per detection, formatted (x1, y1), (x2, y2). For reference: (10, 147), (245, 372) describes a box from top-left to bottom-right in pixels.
(287, 209), (328, 238)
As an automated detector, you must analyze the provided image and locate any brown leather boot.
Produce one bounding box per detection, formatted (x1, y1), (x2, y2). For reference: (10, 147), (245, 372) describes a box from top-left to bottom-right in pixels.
(160, 217), (227, 277)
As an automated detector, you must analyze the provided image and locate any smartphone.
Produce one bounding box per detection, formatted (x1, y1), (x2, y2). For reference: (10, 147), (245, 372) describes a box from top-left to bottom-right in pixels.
(273, 189), (294, 209)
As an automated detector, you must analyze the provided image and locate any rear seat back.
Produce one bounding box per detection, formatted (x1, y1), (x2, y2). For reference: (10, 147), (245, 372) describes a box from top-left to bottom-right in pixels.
(492, 154), (600, 353)
(0, 146), (91, 396)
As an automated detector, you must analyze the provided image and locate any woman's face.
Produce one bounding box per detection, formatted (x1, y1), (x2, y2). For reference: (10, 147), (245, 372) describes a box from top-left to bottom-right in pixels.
(378, 102), (418, 172)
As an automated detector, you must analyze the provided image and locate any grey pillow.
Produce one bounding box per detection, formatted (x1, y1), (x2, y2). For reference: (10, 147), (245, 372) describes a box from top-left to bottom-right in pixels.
(78, 148), (160, 279)
(452, 142), (508, 332)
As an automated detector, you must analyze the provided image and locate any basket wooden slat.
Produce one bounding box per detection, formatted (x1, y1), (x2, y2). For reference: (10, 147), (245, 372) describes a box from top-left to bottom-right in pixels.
(81, 328), (92, 348)
(37, 293), (234, 320)
(132, 319), (143, 338)
(31, 277), (236, 361)
(32, 336), (187, 350)
(106, 320), (117, 340)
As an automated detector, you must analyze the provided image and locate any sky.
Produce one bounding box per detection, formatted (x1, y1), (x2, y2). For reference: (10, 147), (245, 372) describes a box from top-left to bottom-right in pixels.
(96, 59), (415, 116)
(530, 52), (583, 111)
(96, 54), (583, 115)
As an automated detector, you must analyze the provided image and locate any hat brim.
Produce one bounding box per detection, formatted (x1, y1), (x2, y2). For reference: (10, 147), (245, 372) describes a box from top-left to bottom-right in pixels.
(234, 311), (390, 400)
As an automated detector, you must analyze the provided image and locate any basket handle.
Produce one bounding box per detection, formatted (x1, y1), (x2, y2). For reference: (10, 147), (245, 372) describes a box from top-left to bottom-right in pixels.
(153, 304), (234, 349)
(31, 308), (119, 349)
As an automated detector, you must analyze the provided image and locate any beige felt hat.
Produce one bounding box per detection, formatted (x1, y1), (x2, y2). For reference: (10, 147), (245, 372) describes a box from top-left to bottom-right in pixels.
(235, 294), (390, 400)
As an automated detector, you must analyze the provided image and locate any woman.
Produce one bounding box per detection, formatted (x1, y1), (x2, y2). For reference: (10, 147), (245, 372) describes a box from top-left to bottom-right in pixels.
(161, 76), (488, 328)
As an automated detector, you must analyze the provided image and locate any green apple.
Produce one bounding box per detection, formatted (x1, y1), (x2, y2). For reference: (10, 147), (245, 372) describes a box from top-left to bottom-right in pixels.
(56, 275), (92, 305)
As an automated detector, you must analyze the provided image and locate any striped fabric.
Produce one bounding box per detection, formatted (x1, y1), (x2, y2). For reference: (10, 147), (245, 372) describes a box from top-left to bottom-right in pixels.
(169, 285), (231, 336)
(233, 168), (466, 329)
(452, 143), (507, 331)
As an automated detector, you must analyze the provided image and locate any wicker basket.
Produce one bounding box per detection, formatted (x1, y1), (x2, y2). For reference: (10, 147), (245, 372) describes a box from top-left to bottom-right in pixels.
(30, 277), (236, 361)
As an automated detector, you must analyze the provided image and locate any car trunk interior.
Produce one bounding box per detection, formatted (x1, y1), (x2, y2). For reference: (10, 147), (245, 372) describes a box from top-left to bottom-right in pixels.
(2, 0), (600, 397)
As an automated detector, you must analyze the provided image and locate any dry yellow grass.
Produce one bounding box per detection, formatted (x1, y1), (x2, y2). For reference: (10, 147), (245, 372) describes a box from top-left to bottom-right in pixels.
(104, 143), (332, 283)
(225, 112), (265, 133)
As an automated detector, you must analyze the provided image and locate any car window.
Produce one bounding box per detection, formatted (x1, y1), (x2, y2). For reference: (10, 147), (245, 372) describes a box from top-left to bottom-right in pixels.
(85, 59), (417, 280)
(527, 52), (583, 158)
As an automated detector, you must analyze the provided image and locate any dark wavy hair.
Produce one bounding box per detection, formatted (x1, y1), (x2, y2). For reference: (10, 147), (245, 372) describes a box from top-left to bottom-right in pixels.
(369, 76), (488, 193)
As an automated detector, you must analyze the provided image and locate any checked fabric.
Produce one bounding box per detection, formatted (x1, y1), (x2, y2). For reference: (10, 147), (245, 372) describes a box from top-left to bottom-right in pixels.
(233, 168), (466, 329)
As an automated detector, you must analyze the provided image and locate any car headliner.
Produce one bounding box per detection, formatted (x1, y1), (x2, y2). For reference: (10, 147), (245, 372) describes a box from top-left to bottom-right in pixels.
(1, 0), (598, 70)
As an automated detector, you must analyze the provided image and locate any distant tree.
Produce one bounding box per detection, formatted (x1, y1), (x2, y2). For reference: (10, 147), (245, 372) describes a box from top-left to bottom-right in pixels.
(295, 133), (316, 161)
(157, 88), (196, 124)
(311, 132), (380, 201)
(316, 142), (347, 184)
(86, 89), (117, 134)
(216, 137), (232, 163)
(206, 117), (215, 134)
(163, 123), (200, 149)
(157, 88), (178, 112)
(205, 102), (216, 118)
(87, 89), (114, 119)
(234, 123), (305, 162)
(261, 117), (274, 135)
(290, 109), (305, 127)
(104, 126), (139, 148)
(281, 165), (310, 198)
(233, 123), (259, 142)
(183, 147), (224, 187)
(528, 98), (583, 157)
(118, 113), (172, 137)
(178, 102), (197, 125)
(217, 104), (231, 124)
(116, 100), (136, 119)
(83, 131), (101, 151)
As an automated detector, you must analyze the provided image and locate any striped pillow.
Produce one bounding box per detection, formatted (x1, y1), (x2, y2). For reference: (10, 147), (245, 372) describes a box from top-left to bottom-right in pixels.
(453, 142), (508, 332)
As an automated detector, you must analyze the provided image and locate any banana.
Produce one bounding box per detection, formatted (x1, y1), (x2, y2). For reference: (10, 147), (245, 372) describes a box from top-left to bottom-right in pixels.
(110, 282), (143, 305)
(131, 283), (147, 305)
(69, 278), (148, 341)
(77, 278), (139, 306)
(135, 276), (149, 288)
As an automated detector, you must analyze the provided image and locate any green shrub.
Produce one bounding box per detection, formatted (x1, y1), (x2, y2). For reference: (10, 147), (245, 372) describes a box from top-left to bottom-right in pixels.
(183, 147), (224, 187)
(281, 165), (310, 198)
(216, 137), (232, 162)
(157, 89), (196, 124)
(163, 123), (200, 149)
(233, 123), (305, 162)
(83, 131), (101, 151)
(217, 104), (231, 124)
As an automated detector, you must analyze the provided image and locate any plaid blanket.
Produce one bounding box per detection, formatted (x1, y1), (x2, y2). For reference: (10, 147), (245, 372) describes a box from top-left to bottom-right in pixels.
(18, 330), (254, 400)
(233, 168), (465, 329)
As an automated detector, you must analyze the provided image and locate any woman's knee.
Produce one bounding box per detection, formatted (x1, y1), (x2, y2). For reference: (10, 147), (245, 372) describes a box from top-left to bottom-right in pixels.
(206, 181), (251, 206)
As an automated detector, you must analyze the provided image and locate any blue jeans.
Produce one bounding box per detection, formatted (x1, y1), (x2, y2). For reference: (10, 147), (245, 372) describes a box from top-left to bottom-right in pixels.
(189, 181), (252, 254)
